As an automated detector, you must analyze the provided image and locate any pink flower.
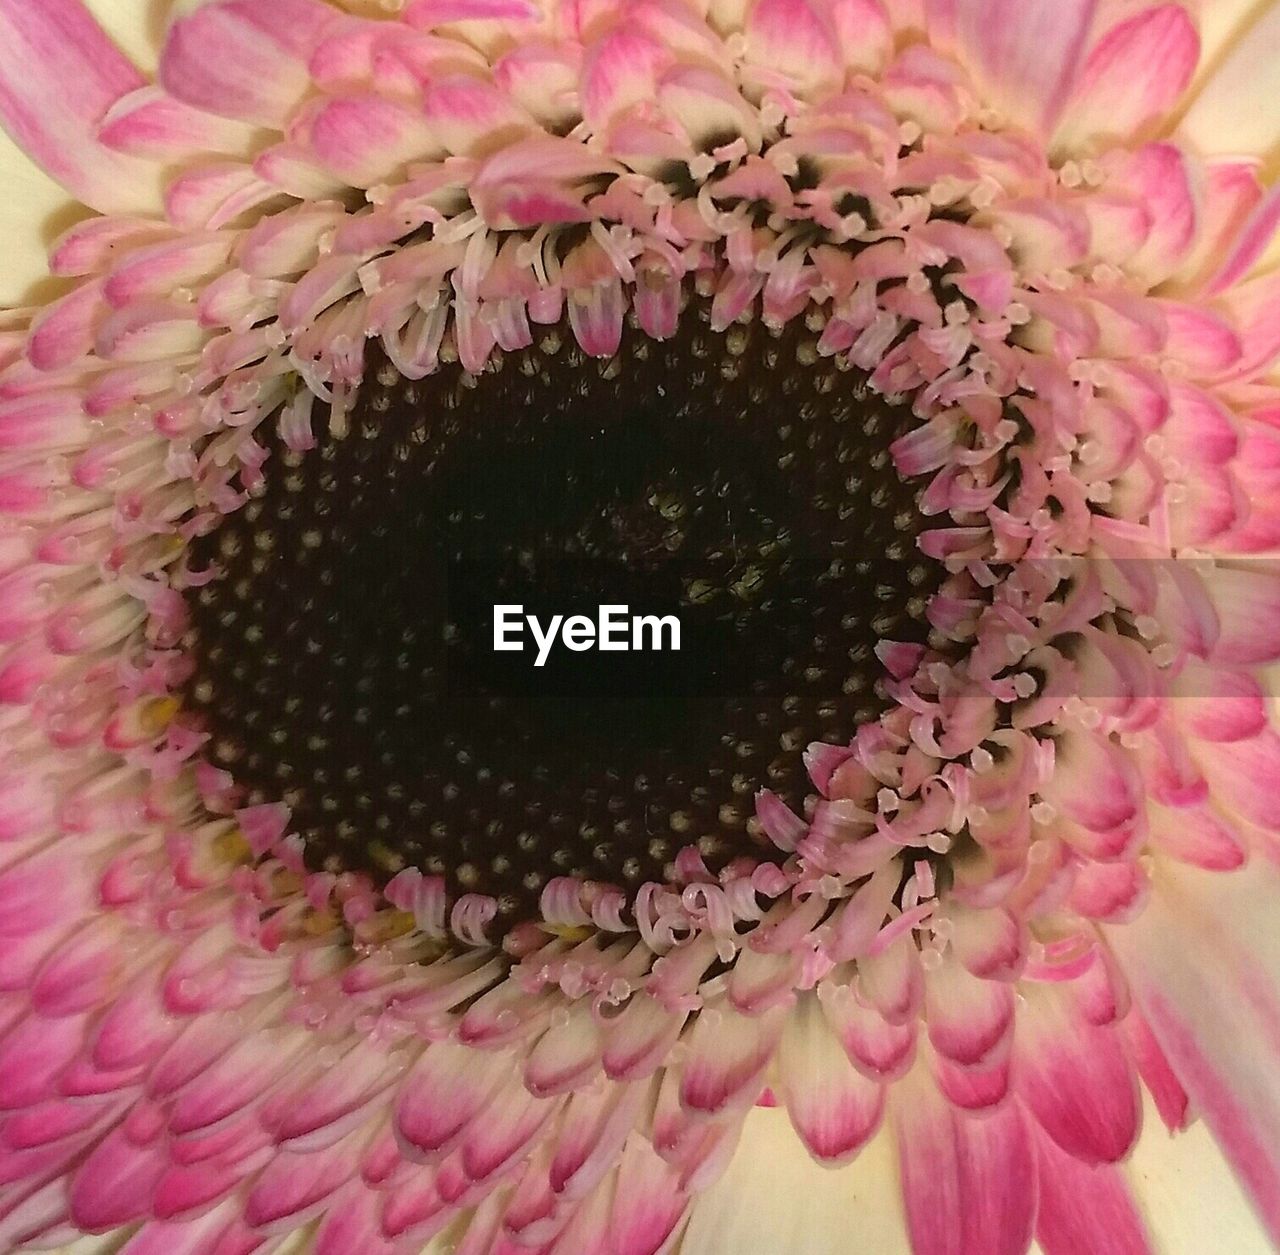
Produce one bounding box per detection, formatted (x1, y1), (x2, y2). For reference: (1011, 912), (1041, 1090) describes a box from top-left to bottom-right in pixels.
(0, 0), (1279, 1252)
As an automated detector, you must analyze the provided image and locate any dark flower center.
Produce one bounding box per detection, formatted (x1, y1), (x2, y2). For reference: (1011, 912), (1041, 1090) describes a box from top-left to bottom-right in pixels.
(184, 297), (934, 926)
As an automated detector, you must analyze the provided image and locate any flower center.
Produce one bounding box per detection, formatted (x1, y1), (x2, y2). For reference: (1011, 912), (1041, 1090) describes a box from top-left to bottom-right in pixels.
(183, 295), (935, 927)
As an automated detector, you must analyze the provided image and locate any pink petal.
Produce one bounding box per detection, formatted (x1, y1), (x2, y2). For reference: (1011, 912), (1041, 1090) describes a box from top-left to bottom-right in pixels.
(992, 199), (1090, 273)
(91, 977), (182, 1072)
(30, 917), (123, 1015)
(857, 931), (924, 1025)
(608, 1135), (688, 1255)
(460, 1080), (551, 1186)
(0, 390), (93, 451)
(146, 1012), (245, 1100)
(525, 1004), (602, 1097)
(253, 142), (350, 199)
(4, 1099), (110, 1151)
(754, 789), (808, 852)
(1172, 665), (1267, 743)
(1177, 159), (1265, 291)
(600, 991), (687, 1082)
(1205, 182), (1280, 296)
(236, 203), (345, 278)
(164, 162), (283, 233)
(103, 234), (235, 308)
(679, 1005), (782, 1114)
(947, 905), (1027, 981)
(728, 946), (802, 1015)
(819, 980), (917, 1080)
(1015, 982), (1141, 1164)
(26, 280), (104, 372)
(153, 1161), (252, 1223)
(1198, 728), (1280, 828)
(394, 1042), (507, 1158)
(0, 848), (88, 935)
(243, 1130), (362, 1232)
(1219, 268), (1280, 382)
(1034, 1127), (1154, 1254)
(1069, 860), (1150, 923)
(1107, 858), (1280, 1245)
(69, 1124), (166, 1231)
(49, 217), (175, 277)
(549, 1079), (647, 1201)
(379, 1171), (448, 1242)
(273, 1042), (401, 1150)
(1148, 802), (1247, 871)
(778, 993), (885, 1164)
(470, 136), (619, 229)
(1056, 6), (1198, 149)
(1042, 727), (1144, 833)
(0, 0), (159, 213)
(931, 1045), (1011, 1111)
(830, 0), (893, 73)
(0, 1012), (85, 1108)
(99, 86), (262, 159)
(115, 1201), (243, 1255)
(1120, 1010), (1188, 1133)
(925, 954), (1014, 1065)
(543, 1185), (614, 1255)
(94, 299), (204, 363)
(313, 1185), (398, 1255)
(581, 28), (669, 132)
(948, 0), (1096, 134)
(1105, 144), (1197, 286)
(422, 75), (534, 158)
(893, 1062), (1037, 1255)
(301, 94), (443, 187)
(169, 1031), (306, 1137)
(160, 0), (338, 128)
(744, 0), (843, 98)
(1158, 301), (1244, 378)
(1163, 381), (1238, 465)
(403, 0), (540, 28)
(493, 40), (582, 130)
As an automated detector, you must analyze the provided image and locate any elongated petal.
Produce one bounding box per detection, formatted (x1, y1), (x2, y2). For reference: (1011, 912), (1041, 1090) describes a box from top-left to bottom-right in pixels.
(99, 86), (263, 160)
(0, 0), (161, 213)
(778, 993), (885, 1164)
(1055, 6), (1198, 151)
(892, 1061), (1037, 1255)
(160, 0), (338, 128)
(1107, 858), (1280, 1245)
(948, 0), (1096, 134)
(1035, 1126), (1153, 1255)
(1015, 982), (1141, 1164)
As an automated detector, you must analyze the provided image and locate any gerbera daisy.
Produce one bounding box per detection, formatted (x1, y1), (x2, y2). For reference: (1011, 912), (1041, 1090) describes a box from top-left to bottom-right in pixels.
(1, 0), (1279, 1251)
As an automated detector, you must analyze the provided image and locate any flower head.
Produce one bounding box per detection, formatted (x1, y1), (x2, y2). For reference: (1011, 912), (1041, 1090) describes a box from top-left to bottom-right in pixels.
(1, 0), (1280, 1252)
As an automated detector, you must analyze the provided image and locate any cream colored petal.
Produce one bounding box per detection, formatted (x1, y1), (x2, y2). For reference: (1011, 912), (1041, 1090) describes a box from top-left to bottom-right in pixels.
(1190, 0), (1278, 98)
(1124, 1095), (1276, 1255)
(678, 1107), (910, 1254)
(1178, 1), (1280, 164)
